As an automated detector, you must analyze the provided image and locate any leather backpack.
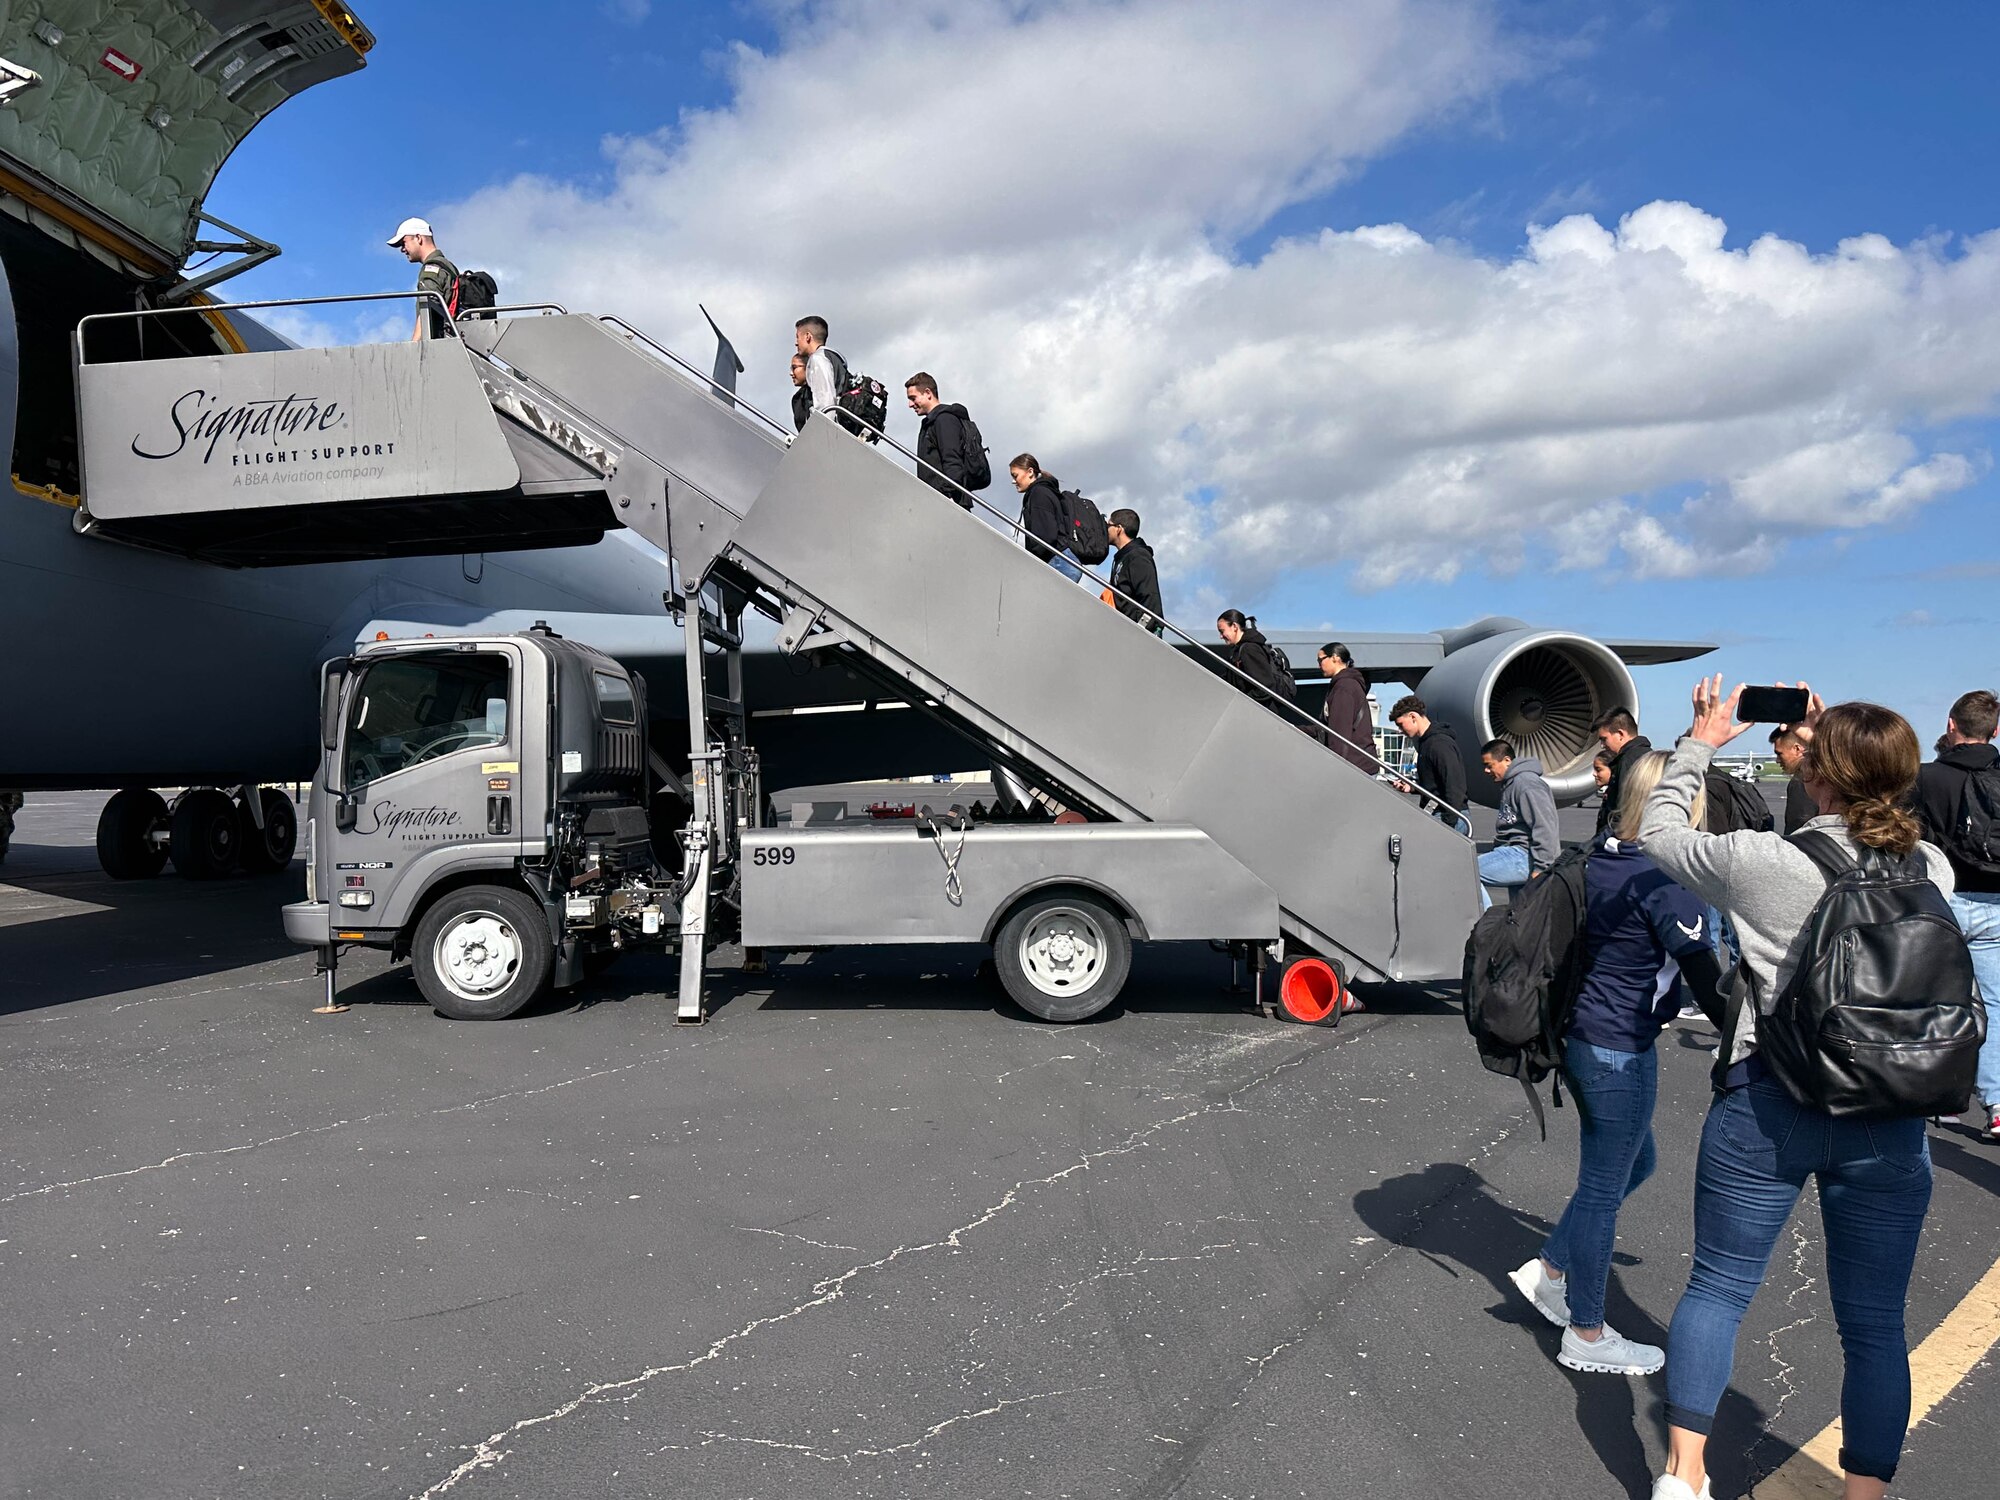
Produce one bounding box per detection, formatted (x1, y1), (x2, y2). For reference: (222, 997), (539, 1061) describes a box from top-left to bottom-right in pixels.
(1753, 831), (1984, 1118)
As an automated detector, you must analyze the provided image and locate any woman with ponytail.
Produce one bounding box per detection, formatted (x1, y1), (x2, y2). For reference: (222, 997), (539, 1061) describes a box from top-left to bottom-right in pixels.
(1637, 679), (1954, 1500)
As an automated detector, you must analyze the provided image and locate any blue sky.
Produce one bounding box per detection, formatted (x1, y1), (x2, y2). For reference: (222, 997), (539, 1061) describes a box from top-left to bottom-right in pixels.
(206, 1), (1999, 739)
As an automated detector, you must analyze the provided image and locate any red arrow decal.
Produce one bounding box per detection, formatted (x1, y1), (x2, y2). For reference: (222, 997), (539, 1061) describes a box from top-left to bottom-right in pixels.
(99, 48), (141, 81)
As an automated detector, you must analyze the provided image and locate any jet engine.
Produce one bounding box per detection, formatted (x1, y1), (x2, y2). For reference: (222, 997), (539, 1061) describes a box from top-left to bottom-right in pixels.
(1418, 621), (1637, 806)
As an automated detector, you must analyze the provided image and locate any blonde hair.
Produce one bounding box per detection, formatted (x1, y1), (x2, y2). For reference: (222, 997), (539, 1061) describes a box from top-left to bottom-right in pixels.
(1618, 749), (1704, 841)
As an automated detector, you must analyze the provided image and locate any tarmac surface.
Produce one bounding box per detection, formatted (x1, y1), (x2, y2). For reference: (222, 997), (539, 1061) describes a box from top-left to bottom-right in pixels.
(2, 787), (1994, 1500)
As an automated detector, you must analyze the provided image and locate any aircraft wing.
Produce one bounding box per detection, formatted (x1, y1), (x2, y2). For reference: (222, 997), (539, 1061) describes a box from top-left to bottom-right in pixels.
(1595, 639), (1719, 666)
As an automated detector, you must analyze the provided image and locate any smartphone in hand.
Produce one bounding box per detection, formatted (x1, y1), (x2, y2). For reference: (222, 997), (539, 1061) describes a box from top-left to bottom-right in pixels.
(1737, 685), (1811, 724)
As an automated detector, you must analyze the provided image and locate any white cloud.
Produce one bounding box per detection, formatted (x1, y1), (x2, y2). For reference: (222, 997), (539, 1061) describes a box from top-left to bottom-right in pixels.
(436, 0), (2000, 598)
(600, 0), (651, 23)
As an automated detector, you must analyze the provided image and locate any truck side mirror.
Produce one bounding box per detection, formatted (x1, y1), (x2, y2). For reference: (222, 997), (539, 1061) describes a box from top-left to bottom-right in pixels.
(320, 663), (349, 752)
(334, 794), (358, 833)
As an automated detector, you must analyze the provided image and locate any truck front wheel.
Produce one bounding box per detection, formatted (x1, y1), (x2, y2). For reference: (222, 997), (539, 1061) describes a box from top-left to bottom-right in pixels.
(993, 887), (1132, 1024)
(412, 886), (553, 1021)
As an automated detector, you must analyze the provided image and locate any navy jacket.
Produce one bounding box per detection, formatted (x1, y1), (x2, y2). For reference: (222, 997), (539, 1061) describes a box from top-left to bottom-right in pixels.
(1568, 833), (1716, 1052)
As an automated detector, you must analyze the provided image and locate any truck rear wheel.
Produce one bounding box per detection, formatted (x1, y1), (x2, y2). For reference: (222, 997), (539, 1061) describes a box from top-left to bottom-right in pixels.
(96, 789), (169, 879)
(993, 887), (1131, 1023)
(412, 886), (553, 1021)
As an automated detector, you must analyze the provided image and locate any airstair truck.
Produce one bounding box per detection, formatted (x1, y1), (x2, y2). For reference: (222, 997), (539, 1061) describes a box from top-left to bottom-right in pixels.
(296, 622), (1282, 1022)
(70, 297), (1481, 1023)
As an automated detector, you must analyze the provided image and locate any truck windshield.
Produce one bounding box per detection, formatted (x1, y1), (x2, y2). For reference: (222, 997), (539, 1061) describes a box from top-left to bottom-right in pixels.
(346, 653), (510, 786)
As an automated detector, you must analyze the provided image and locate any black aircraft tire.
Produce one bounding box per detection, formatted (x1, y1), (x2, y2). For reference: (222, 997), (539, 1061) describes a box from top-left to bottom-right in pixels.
(96, 789), (169, 880)
(169, 788), (241, 880)
(993, 887), (1132, 1024)
(236, 789), (299, 874)
(412, 886), (553, 1022)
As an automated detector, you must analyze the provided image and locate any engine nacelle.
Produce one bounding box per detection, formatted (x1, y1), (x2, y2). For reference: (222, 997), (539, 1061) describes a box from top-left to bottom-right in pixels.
(1417, 624), (1637, 807)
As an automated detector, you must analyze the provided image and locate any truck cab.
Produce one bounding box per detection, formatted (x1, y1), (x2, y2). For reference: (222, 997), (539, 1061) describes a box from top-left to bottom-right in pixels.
(285, 624), (660, 1019)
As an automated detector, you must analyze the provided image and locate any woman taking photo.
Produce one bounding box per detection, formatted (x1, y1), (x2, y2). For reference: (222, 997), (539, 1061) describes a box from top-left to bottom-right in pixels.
(1639, 679), (1958, 1500)
(1509, 751), (1723, 1376)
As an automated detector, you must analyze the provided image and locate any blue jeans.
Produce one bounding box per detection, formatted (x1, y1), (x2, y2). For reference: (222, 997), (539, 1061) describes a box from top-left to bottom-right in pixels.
(1541, 1038), (1657, 1329)
(1708, 905), (1740, 970)
(1047, 552), (1083, 582)
(1477, 843), (1532, 911)
(1664, 1077), (1932, 1482)
(1948, 890), (2000, 1109)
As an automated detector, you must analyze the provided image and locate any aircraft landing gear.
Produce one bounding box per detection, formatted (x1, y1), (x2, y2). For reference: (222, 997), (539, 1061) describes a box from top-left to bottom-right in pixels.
(169, 788), (240, 879)
(95, 788), (170, 879)
(93, 785), (299, 880)
(236, 787), (298, 874)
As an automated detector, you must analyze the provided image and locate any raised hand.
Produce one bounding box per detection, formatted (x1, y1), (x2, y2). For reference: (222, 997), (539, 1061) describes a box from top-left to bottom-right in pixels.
(1687, 673), (1754, 750)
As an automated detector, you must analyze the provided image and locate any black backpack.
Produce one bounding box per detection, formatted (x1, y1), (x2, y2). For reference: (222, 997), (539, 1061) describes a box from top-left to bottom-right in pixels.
(1946, 762), (2000, 876)
(1062, 490), (1111, 565)
(959, 413), (992, 491)
(1462, 843), (1592, 1136)
(1263, 640), (1298, 701)
(1751, 831), (1984, 1119)
(1705, 771), (1775, 834)
(453, 270), (498, 319)
(822, 348), (887, 443)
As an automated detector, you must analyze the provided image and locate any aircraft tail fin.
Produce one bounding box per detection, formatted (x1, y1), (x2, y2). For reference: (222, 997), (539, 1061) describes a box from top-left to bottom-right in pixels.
(701, 303), (744, 409)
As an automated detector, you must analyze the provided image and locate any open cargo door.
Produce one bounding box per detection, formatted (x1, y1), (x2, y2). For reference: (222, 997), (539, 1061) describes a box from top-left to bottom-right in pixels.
(0, 1), (372, 280)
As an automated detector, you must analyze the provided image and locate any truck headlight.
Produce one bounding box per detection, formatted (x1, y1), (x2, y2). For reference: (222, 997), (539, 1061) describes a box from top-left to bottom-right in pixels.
(337, 889), (374, 909)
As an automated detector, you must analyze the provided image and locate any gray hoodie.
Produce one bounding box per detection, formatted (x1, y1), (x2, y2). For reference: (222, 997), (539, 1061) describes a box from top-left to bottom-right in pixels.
(1493, 756), (1560, 873)
(1639, 737), (1955, 1066)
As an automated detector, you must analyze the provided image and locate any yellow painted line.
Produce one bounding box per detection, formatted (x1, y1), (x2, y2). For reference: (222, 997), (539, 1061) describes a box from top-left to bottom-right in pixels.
(1758, 1254), (2000, 1499)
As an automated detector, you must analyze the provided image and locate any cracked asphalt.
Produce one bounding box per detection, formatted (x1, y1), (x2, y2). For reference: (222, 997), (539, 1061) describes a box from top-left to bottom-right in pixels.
(3, 791), (1994, 1500)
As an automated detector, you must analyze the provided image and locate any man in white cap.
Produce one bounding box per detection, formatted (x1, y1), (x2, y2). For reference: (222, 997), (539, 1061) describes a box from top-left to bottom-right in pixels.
(387, 216), (459, 341)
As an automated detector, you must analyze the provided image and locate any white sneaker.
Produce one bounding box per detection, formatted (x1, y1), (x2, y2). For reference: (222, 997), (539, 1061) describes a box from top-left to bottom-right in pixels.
(1650, 1475), (1712, 1500)
(1560, 1322), (1665, 1375)
(1508, 1257), (1569, 1328)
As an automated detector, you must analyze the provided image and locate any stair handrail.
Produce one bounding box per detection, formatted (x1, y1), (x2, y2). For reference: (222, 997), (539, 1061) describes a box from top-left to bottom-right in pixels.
(800, 406), (1473, 837)
(74, 289), (472, 364)
(596, 316), (794, 442)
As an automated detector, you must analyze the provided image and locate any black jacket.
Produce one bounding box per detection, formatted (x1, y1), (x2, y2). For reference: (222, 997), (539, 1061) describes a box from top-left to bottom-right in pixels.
(1413, 725), (1467, 825)
(916, 403), (973, 508)
(1108, 538), (1162, 629)
(1782, 774), (1816, 836)
(1321, 667), (1374, 771)
(790, 384), (812, 433)
(1020, 473), (1068, 560)
(1596, 735), (1654, 833)
(1224, 627), (1290, 701)
(1914, 742), (2000, 893)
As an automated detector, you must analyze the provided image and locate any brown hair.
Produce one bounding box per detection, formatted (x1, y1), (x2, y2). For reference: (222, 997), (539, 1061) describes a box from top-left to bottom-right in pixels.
(1617, 749), (1704, 841)
(904, 371), (938, 397)
(1009, 453), (1041, 477)
(1950, 688), (1999, 743)
(1806, 702), (1922, 855)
